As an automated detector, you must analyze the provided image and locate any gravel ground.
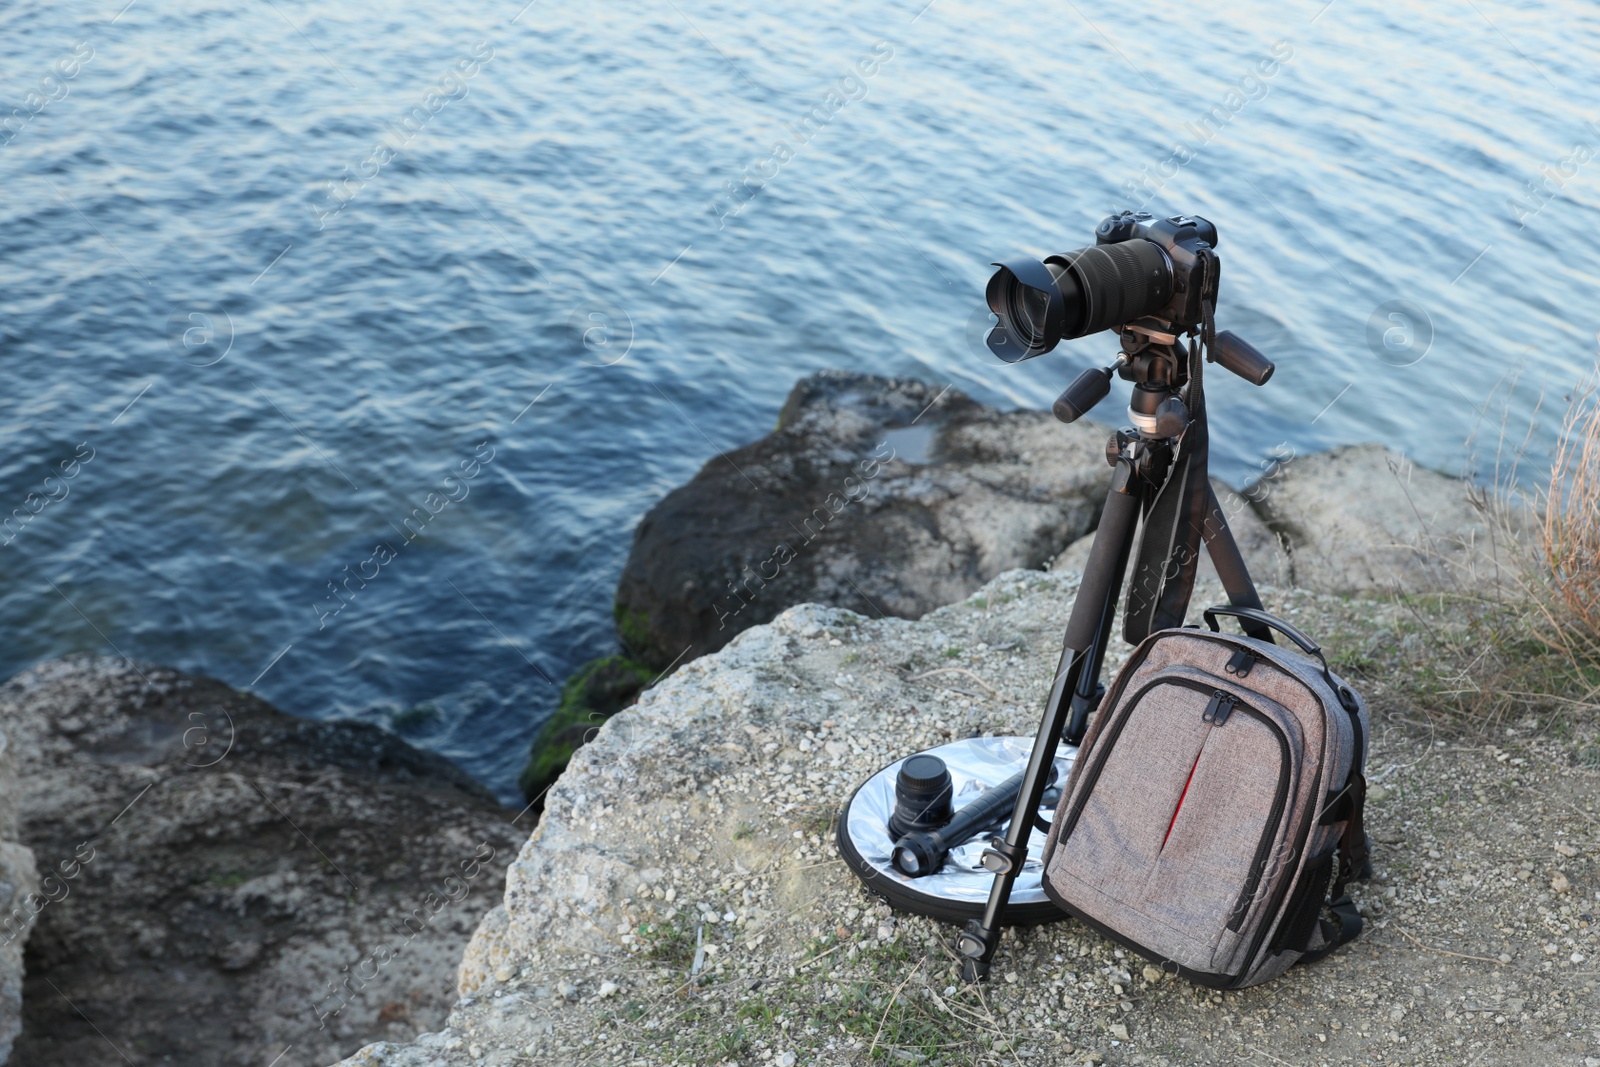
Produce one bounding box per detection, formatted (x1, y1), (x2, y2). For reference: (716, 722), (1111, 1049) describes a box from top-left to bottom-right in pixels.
(333, 569), (1600, 1067)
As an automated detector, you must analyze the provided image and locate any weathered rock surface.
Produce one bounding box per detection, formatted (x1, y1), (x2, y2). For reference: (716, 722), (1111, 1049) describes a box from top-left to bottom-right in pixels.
(329, 570), (1596, 1066)
(1252, 442), (1504, 594)
(1051, 478), (1291, 587)
(1051, 445), (1508, 598)
(516, 655), (655, 806)
(617, 381), (1499, 689)
(0, 728), (39, 1065)
(613, 370), (1109, 670)
(0, 656), (527, 1067)
(539, 383), (1501, 806)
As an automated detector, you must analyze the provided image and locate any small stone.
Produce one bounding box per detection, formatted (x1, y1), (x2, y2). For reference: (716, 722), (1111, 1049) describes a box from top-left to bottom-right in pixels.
(1552, 873), (1571, 893)
(597, 980), (620, 998)
(1572, 952), (1586, 964)
(1555, 843), (1578, 858)
(493, 965), (514, 983)
(1108, 1022), (1129, 1041)
(558, 982), (579, 1000)
(1142, 965), (1162, 983)
(777, 1053), (796, 1067)
(469, 1045), (482, 1059)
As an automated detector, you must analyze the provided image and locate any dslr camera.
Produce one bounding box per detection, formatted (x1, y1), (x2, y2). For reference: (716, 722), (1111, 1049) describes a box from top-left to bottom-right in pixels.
(985, 211), (1224, 360)
(984, 211), (1272, 418)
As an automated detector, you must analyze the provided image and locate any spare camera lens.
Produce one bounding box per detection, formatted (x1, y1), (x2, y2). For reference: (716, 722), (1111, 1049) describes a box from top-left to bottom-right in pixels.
(886, 753), (954, 840)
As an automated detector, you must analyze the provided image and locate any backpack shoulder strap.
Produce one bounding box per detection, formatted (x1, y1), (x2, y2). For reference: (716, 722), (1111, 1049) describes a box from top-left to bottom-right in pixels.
(1299, 895), (1363, 963)
(1301, 768), (1369, 963)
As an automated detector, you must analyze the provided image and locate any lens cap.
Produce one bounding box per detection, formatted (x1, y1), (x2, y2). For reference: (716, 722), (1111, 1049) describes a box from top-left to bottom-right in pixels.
(888, 754), (954, 839)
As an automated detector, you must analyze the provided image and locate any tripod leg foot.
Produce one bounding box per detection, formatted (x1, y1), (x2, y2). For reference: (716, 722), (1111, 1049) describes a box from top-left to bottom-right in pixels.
(957, 919), (994, 983)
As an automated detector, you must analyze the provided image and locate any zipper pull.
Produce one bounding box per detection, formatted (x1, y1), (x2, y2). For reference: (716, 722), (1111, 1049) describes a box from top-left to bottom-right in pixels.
(1202, 690), (1237, 726)
(1225, 649), (1255, 678)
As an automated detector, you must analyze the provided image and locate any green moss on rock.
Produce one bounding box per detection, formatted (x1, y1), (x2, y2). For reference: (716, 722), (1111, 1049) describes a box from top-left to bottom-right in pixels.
(518, 654), (654, 804)
(614, 601), (655, 662)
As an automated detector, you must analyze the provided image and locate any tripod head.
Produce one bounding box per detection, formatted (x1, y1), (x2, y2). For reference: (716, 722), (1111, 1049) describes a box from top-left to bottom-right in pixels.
(1051, 318), (1276, 432)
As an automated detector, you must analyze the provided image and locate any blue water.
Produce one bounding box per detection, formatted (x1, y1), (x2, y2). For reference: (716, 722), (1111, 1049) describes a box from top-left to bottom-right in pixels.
(2, 0), (1596, 802)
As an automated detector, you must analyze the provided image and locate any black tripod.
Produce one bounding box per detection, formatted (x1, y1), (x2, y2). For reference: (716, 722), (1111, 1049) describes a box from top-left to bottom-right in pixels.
(954, 316), (1275, 982)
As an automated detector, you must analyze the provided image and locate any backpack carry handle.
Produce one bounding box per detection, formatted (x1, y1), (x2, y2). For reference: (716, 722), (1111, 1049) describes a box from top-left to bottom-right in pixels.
(1202, 605), (1320, 656)
(1203, 605), (1357, 710)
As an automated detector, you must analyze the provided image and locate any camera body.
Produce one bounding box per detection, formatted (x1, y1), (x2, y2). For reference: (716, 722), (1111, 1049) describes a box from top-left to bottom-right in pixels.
(985, 212), (1221, 361)
(1090, 211), (1218, 331)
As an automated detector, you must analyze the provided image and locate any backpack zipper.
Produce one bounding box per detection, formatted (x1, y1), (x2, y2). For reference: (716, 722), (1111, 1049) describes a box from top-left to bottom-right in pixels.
(1201, 690), (1237, 725)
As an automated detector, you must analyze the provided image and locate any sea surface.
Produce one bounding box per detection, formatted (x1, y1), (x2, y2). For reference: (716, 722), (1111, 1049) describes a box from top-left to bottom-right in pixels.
(2, 0), (1596, 802)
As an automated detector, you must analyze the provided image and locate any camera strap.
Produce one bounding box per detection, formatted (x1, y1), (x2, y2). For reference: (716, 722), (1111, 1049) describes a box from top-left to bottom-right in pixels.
(1122, 249), (1217, 643)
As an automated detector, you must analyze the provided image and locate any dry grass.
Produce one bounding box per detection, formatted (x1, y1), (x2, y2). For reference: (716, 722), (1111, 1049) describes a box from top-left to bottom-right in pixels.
(1383, 364), (1600, 731)
(1529, 365), (1600, 666)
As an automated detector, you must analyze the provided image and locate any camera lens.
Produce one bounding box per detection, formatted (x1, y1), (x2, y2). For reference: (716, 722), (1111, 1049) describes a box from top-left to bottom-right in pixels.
(987, 239), (1173, 359)
(1065, 241), (1173, 338)
(1013, 285), (1050, 343)
(887, 753), (954, 840)
(985, 257), (1063, 361)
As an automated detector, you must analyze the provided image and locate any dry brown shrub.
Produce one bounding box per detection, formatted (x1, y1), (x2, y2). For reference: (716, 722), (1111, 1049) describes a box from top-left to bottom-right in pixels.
(1385, 363), (1600, 730)
(1529, 365), (1600, 668)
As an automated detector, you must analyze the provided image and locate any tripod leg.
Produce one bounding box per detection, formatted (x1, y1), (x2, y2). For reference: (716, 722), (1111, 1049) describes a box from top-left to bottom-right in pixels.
(1200, 484), (1274, 642)
(956, 461), (1143, 983)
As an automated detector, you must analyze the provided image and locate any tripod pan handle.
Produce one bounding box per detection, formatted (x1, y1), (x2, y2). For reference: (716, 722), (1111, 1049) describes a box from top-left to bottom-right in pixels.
(1210, 331), (1275, 386)
(1053, 366), (1112, 424)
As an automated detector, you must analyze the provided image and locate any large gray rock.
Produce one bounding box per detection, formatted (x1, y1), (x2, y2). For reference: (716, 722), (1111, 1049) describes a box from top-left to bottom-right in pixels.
(1050, 478), (1291, 588)
(613, 371), (1109, 669)
(1252, 443), (1503, 594)
(1, 657), (526, 1067)
(326, 566), (1587, 1067)
(0, 729), (39, 1064)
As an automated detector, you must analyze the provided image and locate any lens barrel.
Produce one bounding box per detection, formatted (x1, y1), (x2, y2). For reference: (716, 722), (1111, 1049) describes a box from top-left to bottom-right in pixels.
(887, 754), (954, 840)
(1054, 241), (1173, 338)
(987, 239), (1173, 360)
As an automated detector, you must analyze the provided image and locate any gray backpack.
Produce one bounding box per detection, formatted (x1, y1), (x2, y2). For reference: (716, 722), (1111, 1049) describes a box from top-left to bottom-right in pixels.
(1040, 605), (1370, 988)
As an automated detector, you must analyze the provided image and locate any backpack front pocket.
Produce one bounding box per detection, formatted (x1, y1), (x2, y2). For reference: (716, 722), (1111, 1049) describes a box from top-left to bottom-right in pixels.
(1049, 677), (1292, 974)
